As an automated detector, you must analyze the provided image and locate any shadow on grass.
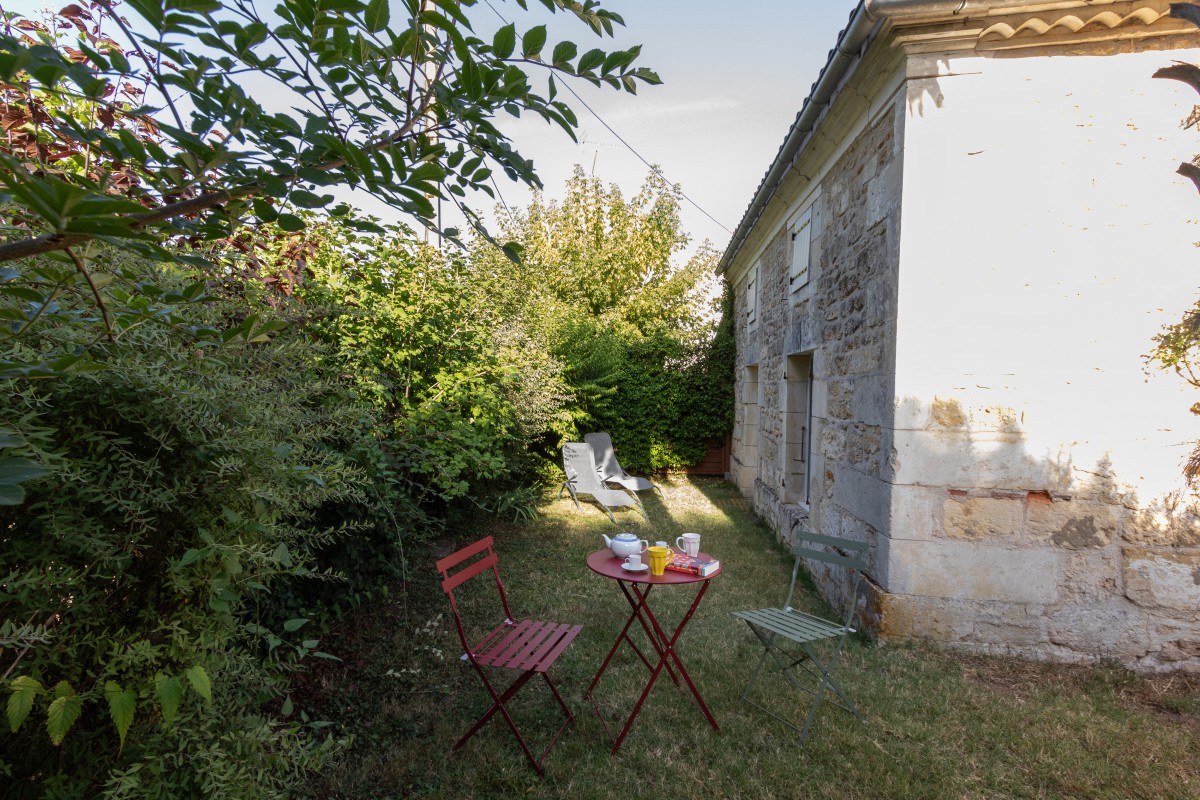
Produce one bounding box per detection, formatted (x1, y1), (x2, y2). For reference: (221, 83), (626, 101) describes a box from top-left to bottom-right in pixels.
(295, 476), (1200, 800)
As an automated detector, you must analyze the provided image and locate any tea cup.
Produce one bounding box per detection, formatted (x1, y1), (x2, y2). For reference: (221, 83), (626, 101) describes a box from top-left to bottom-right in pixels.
(676, 532), (701, 557)
(624, 553), (643, 569)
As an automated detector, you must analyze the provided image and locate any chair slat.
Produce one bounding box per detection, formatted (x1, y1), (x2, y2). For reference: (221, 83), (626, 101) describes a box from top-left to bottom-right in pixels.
(533, 624), (582, 673)
(735, 608), (845, 644)
(793, 530), (868, 552)
(480, 623), (532, 666)
(792, 547), (864, 571)
(528, 623), (582, 671)
(495, 621), (558, 669)
(441, 551), (498, 593)
(437, 536), (495, 574)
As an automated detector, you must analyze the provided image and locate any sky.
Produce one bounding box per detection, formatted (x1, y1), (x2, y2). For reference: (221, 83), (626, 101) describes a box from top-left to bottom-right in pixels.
(462, 0), (862, 256)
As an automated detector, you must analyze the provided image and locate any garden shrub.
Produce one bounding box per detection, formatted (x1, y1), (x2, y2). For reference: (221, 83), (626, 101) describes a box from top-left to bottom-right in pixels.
(0, 256), (370, 797)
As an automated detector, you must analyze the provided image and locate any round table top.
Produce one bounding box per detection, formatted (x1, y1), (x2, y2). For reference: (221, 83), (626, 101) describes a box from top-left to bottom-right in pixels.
(587, 548), (721, 584)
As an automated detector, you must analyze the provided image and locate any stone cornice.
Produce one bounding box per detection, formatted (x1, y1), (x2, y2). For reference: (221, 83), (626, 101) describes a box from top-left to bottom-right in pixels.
(888, 2), (1198, 54)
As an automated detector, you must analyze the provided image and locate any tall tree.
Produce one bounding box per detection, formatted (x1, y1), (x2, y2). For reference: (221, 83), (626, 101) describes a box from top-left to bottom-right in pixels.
(470, 168), (732, 469)
(476, 166), (719, 341)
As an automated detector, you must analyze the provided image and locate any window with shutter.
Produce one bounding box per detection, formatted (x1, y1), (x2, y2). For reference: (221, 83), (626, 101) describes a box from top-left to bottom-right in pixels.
(745, 262), (758, 325)
(789, 205), (813, 290)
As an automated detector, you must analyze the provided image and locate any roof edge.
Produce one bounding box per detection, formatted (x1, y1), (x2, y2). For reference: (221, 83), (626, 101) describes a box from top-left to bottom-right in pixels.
(715, 3), (876, 276)
(716, 0), (1137, 277)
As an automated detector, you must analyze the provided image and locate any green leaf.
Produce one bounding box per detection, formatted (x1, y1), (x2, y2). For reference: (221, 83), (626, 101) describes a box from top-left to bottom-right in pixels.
(185, 666), (211, 703)
(46, 682), (82, 746)
(272, 542), (293, 567)
(577, 47), (605, 73)
(602, 48), (635, 75)
(7, 676), (44, 733)
(155, 674), (184, 726)
(521, 25), (547, 59)
(551, 41), (577, 67)
(283, 618), (308, 632)
(365, 0), (389, 32)
(0, 457), (49, 485)
(492, 24), (516, 59)
(176, 548), (207, 569)
(104, 681), (136, 751)
(124, 0), (165, 28)
(290, 190), (332, 209)
(277, 213), (306, 232)
(0, 484), (25, 506)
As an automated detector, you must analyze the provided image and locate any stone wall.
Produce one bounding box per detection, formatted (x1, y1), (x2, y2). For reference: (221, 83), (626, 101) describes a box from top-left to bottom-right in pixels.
(729, 33), (1200, 672)
(881, 42), (1200, 672)
(732, 102), (903, 612)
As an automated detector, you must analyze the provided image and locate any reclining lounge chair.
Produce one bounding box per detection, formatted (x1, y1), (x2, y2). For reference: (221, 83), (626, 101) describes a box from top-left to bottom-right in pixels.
(584, 432), (660, 502)
(559, 442), (644, 523)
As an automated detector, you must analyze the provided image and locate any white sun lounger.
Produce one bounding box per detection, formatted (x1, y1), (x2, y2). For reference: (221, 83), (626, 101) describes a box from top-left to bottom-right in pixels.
(559, 442), (644, 523)
(584, 432), (661, 502)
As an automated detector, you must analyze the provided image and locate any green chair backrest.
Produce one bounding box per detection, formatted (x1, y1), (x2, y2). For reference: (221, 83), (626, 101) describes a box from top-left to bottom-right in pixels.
(783, 528), (868, 615)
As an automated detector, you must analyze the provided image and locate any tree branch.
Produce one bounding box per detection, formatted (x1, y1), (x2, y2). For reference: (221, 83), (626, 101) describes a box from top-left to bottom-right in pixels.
(65, 246), (115, 342)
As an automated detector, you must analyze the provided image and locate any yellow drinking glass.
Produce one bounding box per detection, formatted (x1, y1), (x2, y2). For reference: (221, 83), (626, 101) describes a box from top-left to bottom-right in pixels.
(647, 546), (671, 576)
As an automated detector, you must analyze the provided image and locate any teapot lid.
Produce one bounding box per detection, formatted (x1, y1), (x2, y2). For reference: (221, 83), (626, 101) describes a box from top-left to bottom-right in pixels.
(612, 532), (639, 542)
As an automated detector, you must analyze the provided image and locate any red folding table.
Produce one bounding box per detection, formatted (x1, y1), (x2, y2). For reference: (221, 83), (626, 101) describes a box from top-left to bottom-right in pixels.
(584, 549), (722, 754)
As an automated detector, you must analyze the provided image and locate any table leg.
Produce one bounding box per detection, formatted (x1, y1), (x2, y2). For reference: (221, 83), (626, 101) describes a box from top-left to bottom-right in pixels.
(620, 583), (681, 687)
(607, 581), (721, 754)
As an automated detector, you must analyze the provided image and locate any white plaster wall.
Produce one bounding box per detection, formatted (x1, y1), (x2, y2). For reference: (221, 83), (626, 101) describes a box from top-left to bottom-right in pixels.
(895, 48), (1200, 506)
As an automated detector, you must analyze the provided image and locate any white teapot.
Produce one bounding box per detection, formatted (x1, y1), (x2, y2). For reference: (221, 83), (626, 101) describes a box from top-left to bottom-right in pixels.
(603, 532), (648, 559)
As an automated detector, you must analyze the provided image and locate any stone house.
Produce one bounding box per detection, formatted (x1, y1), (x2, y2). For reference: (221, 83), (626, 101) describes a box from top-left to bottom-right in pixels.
(720, 0), (1200, 672)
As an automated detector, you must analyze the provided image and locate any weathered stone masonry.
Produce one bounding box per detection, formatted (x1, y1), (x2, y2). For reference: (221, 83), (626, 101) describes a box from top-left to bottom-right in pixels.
(733, 106), (902, 615)
(728, 4), (1200, 672)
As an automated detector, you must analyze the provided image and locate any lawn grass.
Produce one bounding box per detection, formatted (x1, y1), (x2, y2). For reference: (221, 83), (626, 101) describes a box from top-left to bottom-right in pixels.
(296, 476), (1200, 799)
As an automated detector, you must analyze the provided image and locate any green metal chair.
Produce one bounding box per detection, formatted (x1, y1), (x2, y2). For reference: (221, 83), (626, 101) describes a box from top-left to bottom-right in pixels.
(732, 525), (867, 744)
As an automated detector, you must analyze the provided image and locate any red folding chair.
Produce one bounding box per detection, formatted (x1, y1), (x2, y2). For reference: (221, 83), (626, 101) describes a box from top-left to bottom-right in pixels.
(436, 536), (582, 776)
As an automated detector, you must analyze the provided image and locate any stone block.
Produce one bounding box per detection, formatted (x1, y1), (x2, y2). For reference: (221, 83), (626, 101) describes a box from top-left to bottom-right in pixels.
(973, 618), (1047, 647)
(827, 380), (853, 419)
(875, 592), (976, 642)
(891, 428), (1062, 489)
(1027, 497), (1118, 549)
(833, 465), (890, 534)
(943, 496), (1022, 541)
(1046, 602), (1155, 660)
(1122, 547), (1200, 612)
(888, 485), (941, 542)
(821, 425), (846, 462)
(886, 538), (1059, 603)
(1061, 550), (1120, 604)
(851, 373), (891, 428)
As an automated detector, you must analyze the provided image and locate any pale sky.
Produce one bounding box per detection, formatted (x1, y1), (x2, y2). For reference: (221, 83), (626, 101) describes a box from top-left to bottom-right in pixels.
(469, 1), (862, 254)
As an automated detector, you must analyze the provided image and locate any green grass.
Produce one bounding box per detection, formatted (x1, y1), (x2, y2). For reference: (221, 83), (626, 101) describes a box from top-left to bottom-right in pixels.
(296, 476), (1200, 800)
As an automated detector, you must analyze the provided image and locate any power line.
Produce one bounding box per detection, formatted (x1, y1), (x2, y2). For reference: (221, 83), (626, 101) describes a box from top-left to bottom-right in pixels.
(478, 0), (732, 235)
(558, 81), (732, 235)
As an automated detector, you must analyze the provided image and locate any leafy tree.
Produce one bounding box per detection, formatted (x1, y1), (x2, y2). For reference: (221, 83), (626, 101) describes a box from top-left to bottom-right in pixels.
(0, 0), (659, 265)
(294, 215), (569, 516)
(0, 0), (658, 501)
(0, 253), (371, 797)
(470, 168), (732, 470)
(478, 166), (718, 336)
(0, 0), (663, 793)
